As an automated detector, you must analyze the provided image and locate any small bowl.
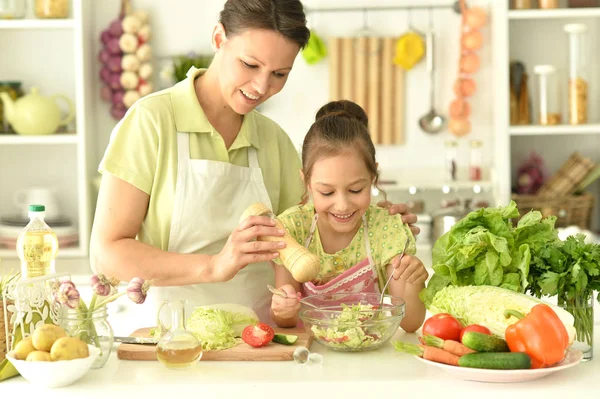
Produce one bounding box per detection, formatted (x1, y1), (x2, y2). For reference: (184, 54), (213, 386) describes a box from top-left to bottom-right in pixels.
(299, 292), (405, 352)
(7, 345), (100, 388)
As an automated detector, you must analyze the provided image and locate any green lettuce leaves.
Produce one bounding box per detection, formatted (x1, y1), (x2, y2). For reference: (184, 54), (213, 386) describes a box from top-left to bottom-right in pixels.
(419, 201), (560, 307)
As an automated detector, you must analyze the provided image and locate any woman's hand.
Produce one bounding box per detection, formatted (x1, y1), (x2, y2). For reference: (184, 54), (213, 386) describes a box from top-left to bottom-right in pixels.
(210, 215), (286, 282)
(271, 284), (302, 320)
(377, 200), (420, 236)
(390, 254), (429, 285)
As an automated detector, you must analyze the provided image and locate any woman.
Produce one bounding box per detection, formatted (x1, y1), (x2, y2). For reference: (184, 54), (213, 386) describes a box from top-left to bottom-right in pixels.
(90, 0), (418, 323)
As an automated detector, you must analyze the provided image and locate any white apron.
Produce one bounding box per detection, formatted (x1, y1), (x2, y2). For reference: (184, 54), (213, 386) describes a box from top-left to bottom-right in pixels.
(153, 130), (274, 323)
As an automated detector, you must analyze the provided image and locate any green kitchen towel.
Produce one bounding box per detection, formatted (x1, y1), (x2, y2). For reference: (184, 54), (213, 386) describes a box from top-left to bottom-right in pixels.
(302, 29), (327, 65)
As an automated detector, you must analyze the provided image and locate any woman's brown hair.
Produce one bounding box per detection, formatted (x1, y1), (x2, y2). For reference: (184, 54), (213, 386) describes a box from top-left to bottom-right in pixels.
(301, 100), (386, 203)
(220, 0), (310, 49)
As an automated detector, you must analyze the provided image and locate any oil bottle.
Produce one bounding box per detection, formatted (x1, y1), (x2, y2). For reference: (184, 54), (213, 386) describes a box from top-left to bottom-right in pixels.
(16, 204), (59, 279)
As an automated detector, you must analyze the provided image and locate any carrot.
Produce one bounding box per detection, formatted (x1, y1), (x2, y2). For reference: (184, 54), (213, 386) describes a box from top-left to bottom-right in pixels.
(422, 334), (476, 356)
(392, 341), (460, 366)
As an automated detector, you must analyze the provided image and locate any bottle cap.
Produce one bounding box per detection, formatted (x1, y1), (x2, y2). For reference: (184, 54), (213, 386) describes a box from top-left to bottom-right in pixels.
(29, 204), (45, 212)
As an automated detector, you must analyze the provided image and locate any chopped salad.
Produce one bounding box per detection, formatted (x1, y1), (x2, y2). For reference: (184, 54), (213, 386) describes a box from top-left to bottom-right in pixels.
(311, 304), (393, 350)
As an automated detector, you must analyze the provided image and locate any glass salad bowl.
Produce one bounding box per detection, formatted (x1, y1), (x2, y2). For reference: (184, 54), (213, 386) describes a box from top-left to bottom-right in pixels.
(298, 292), (405, 352)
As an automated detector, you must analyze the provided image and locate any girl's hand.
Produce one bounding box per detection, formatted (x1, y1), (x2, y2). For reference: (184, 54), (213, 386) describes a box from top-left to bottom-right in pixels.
(211, 215), (286, 282)
(271, 284), (302, 320)
(390, 254), (429, 285)
(376, 200), (420, 236)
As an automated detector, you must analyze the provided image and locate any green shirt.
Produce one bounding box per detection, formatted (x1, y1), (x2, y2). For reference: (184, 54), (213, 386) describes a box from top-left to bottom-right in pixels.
(276, 204), (416, 291)
(99, 68), (304, 250)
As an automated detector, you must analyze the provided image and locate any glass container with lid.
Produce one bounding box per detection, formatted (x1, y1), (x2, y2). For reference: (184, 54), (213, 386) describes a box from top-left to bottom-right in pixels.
(533, 65), (561, 126)
(35, 0), (69, 19)
(564, 23), (589, 125)
(469, 140), (483, 181)
(444, 140), (458, 182)
(0, 0), (27, 18)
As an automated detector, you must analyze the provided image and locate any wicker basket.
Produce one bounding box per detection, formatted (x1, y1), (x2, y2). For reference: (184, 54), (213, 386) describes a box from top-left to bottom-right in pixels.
(512, 192), (595, 229)
(0, 299), (14, 361)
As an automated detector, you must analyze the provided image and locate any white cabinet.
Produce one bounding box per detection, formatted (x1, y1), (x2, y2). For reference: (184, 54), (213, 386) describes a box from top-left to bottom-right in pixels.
(0, 0), (95, 259)
(491, 1), (600, 231)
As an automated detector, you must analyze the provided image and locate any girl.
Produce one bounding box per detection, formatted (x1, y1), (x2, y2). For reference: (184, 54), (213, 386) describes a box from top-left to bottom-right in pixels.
(271, 100), (428, 332)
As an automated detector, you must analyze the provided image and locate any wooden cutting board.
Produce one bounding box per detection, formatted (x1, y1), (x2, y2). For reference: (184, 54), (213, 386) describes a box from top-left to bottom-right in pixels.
(117, 326), (312, 361)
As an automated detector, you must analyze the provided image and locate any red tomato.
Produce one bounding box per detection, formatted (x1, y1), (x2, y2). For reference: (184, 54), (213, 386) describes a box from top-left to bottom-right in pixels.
(460, 324), (492, 342)
(242, 323), (275, 348)
(422, 313), (462, 341)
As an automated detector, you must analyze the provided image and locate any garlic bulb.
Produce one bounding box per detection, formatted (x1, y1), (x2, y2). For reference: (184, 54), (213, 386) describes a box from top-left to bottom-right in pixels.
(120, 71), (140, 90)
(121, 54), (141, 72)
(127, 277), (152, 304)
(122, 15), (142, 34)
(138, 81), (153, 97)
(136, 43), (152, 62)
(138, 63), (153, 80)
(123, 90), (141, 107)
(119, 33), (139, 53)
(138, 24), (151, 42)
(91, 274), (111, 296)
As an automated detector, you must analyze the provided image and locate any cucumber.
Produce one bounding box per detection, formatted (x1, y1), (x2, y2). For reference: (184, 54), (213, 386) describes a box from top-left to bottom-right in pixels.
(458, 352), (532, 370)
(272, 334), (298, 345)
(462, 331), (509, 352)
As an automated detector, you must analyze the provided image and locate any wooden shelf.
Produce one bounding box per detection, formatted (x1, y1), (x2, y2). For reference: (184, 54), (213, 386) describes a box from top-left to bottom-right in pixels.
(0, 134), (79, 145)
(0, 19), (74, 29)
(509, 124), (600, 136)
(508, 8), (600, 20)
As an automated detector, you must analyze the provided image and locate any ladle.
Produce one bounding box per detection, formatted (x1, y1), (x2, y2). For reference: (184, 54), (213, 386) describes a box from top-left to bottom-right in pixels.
(418, 10), (446, 134)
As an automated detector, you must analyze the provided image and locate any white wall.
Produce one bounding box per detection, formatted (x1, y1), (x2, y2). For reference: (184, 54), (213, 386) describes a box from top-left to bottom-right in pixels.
(91, 0), (495, 185)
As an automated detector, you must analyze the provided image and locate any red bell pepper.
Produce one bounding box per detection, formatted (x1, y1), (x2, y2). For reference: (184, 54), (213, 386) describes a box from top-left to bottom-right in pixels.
(504, 304), (569, 369)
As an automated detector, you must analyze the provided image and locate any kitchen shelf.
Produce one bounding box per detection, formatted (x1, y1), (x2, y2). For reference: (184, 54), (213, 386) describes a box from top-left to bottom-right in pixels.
(379, 180), (493, 192)
(508, 7), (600, 20)
(509, 124), (600, 136)
(0, 247), (85, 259)
(0, 134), (79, 145)
(0, 19), (74, 29)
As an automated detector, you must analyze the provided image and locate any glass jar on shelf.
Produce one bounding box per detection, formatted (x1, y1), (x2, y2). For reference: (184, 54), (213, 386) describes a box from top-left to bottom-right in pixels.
(0, 0), (27, 18)
(469, 140), (483, 182)
(512, 0), (532, 9)
(533, 65), (561, 126)
(564, 23), (589, 125)
(539, 0), (559, 8)
(444, 140), (458, 182)
(35, 0), (69, 19)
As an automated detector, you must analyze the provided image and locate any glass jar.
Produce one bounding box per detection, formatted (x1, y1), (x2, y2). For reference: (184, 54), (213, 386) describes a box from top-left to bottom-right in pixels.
(35, 0), (69, 19)
(58, 305), (114, 369)
(444, 140), (458, 182)
(513, 0), (532, 9)
(469, 140), (482, 181)
(539, 0), (559, 8)
(533, 65), (561, 126)
(0, 0), (27, 18)
(564, 23), (589, 125)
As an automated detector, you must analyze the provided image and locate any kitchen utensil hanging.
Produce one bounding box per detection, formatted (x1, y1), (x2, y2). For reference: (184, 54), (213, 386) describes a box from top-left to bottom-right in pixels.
(393, 9), (426, 71)
(329, 10), (405, 146)
(418, 9), (446, 134)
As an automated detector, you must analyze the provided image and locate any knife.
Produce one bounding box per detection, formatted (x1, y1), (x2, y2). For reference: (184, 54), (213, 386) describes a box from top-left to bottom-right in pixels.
(114, 336), (159, 345)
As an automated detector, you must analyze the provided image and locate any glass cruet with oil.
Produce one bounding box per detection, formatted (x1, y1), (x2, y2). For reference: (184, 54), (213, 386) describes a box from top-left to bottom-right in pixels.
(16, 204), (59, 280)
(156, 300), (202, 369)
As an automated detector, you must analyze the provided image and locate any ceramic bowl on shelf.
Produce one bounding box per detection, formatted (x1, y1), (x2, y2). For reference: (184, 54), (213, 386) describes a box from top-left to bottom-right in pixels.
(6, 344), (100, 388)
(299, 292), (405, 352)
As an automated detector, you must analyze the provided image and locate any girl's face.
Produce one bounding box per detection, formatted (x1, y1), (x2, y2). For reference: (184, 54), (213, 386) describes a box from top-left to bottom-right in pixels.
(214, 26), (300, 115)
(307, 150), (373, 236)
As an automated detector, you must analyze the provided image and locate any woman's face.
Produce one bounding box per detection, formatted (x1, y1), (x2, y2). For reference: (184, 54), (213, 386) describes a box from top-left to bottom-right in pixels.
(214, 26), (301, 115)
(307, 150), (373, 236)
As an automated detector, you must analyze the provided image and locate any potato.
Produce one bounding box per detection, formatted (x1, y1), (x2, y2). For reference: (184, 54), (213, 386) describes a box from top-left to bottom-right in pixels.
(26, 350), (53, 362)
(12, 338), (36, 360)
(32, 324), (67, 352)
(50, 337), (89, 361)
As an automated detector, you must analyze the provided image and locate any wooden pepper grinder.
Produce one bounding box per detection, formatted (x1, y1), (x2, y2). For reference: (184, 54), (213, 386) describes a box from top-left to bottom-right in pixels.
(240, 203), (320, 283)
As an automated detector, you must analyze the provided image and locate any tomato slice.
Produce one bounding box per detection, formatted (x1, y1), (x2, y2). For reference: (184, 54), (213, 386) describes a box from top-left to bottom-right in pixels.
(242, 323), (275, 348)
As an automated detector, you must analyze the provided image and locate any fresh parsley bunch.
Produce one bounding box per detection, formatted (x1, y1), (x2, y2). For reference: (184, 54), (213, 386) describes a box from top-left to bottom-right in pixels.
(527, 233), (600, 347)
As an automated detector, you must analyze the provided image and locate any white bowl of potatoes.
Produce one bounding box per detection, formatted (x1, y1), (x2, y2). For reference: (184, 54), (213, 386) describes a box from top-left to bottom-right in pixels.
(6, 324), (100, 388)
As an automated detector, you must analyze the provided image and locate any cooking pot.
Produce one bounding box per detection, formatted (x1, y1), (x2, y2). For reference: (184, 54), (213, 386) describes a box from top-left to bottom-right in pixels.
(432, 200), (473, 242)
